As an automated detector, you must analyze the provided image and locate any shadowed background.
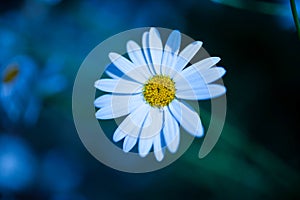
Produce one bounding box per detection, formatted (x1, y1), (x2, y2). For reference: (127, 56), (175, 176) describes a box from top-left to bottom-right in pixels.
(0, 0), (300, 199)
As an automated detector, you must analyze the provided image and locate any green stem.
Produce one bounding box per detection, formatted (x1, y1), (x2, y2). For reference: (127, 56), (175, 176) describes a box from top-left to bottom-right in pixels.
(290, 0), (300, 39)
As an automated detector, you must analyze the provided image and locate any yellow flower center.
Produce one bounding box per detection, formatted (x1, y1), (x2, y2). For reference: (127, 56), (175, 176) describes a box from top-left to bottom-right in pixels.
(143, 75), (176, 108)
(2, 64), (19, 83)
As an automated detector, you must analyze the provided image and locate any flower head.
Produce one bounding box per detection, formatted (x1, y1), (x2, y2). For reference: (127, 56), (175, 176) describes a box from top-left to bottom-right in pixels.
(94, 28), (226, 161)
(0, 55), (66, 125)
(0, 55), (38, 124)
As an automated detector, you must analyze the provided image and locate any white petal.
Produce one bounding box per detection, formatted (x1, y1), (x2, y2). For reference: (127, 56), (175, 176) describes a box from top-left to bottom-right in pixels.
(174, 64), (225, 91)
(161, 51), (173, 76)
(94, 93), (142, 108)
(161, 30), (181, 75)
(105, 71), (119, 79)
(95, 107), (126, 120)
(176, 83), (226, 100)
(109, 52), (148, 83)
(173, 41), (203, 73)
(114, 103), (150, 139)
(163, 109), (180, 153)
(127, 41), (147, 67)
(138, 107), (163, 158)
(113, 129), (127, 142)
(94, 95), (111, 108)
(142, 31), (155, 75)
(126, 41), (152, 76)
(168, 99), (204, 137)
(139, 107), (163, 139)
(149, 28), (163, 74)
(199, 67), (226, 83)
(153, 134), (164, 161)
(94, 79), (142, 94)
(138, 138), (153, 157)
(123, 136), (138, 152)
(173, 57), (221, 81)
(94, 94), (143, 119)
(109, 52), (135, 72)
(164, 30), (181, 55)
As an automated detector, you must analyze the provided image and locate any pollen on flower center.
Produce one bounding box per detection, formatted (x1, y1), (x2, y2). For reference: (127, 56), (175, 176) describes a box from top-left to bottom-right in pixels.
(2, 64), (19, 83)
(143, 75), (176, 108)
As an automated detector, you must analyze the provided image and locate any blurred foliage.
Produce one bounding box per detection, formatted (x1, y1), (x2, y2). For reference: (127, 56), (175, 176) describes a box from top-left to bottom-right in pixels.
(290, 0), (300, 39)
(0, 0), (300, 199)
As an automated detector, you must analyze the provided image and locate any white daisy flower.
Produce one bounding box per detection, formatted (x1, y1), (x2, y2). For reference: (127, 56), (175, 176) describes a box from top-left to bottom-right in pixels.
(94, 27), (226, 161)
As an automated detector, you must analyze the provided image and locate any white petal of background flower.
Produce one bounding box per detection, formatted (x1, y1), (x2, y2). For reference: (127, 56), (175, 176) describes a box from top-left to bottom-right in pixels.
(94, 79), (142, 94)
(168, 99), (204, 137)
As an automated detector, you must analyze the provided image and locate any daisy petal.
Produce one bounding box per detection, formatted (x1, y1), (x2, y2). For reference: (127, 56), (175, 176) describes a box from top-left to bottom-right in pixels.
(168, 130), (179, 153)
(139, 107), (163, 139)
(105, 70), (120, 79)
(149, 27), (163, 74)
(94, 94), (112, 108)
(153, 134), (164, 161)
(109, 52), (147, 83)
(95, 107), (126, 120)
(164, 30), (181, 55)
(176, 83), (226, 100)
(114, 103), (150, 139)
(168, 99), (204, 137)
(142, 32), (155, 75)
(123, 136), (138, 152)
(94, 94), (143, 119)
(139, 138), (153, 157)
(173, 41), (203, 73)
(175, 65), (225, 86)
(126, 41), (152, 76)
(161, 30), (181, 75)
(94, 93), (142, 108)
(105, 63), (124, 79)
(113, 129), (127, 142)
(94, 79), (142, 94)
(163, 108), (180, 153)
(138, 107), (163, 158)
(109, 52), (135, 72)
(199, 67), (226, 83)
(174, 57), (221, 81)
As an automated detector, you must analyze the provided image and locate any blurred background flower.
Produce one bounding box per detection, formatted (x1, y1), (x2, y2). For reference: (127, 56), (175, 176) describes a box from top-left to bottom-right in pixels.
(0, 0), (299, 199)
(0, 134), (37, 192)
(0, 54), (66, 126)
